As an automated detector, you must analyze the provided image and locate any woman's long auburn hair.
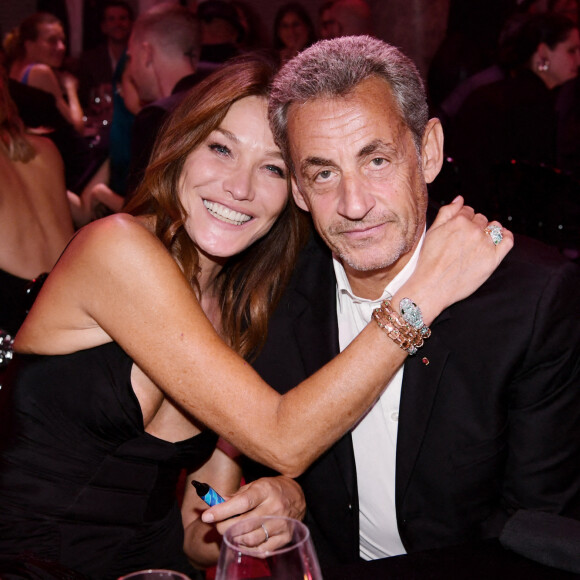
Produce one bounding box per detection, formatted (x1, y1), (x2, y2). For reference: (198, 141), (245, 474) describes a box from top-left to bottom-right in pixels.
(126, 54), (308, 360)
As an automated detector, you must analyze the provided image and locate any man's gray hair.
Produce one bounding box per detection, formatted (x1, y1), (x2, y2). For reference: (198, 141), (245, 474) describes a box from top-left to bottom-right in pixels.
(269, 35), (429, 171)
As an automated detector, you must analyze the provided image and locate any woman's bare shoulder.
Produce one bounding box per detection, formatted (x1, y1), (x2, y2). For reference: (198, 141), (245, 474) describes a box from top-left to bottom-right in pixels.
(67, 214), (175, 276)
(73, 213), (156, 249)
(27, 63), (56, 82)
(26, 133), (63, 166)
(27, 64), (61, 94)
(15, 214), (180, 353)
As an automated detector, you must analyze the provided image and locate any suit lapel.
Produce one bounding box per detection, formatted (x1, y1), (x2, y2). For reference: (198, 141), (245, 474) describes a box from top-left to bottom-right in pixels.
(396, 311), (452, 506)
(289, 234), (357, 500)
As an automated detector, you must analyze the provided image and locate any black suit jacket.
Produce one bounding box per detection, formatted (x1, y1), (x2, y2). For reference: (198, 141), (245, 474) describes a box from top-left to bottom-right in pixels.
(250, 230), (580, 568)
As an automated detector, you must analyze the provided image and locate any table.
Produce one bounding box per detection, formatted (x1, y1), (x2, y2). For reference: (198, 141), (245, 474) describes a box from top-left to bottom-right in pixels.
(322, 539), (579, 579)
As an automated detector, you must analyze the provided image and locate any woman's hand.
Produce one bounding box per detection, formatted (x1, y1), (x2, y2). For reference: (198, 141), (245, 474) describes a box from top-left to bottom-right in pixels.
(202, 476), (306, 531)
(202, 476), (306, 553)
(398, 196), (514, 325)
(58, 70), (79, 94)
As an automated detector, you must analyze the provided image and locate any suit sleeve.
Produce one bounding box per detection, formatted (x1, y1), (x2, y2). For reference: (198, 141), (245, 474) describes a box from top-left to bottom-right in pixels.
(501, 259), (580, 519)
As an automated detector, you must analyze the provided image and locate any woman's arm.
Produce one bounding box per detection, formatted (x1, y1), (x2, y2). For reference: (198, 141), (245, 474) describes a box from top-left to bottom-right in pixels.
(15, 199), (512, 477)
(58, 70), (85, 133)
(27, 65), (84, 133)
(182, 448), (305, 568)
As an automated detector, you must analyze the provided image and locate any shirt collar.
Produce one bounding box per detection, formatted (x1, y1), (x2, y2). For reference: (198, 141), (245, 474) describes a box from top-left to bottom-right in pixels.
(334, 230), (426, 311)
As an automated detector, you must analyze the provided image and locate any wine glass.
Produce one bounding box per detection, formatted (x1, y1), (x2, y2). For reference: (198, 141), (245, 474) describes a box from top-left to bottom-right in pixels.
(215, 516), (323, 580)
(118, 570), (191, 579)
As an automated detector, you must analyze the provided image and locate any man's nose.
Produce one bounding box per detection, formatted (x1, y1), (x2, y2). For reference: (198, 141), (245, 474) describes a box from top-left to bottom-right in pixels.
(337, 174), (375, 220)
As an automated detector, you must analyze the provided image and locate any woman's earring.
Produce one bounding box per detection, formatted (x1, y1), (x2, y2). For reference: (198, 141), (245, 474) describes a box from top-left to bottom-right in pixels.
(537, 58), (550, 72)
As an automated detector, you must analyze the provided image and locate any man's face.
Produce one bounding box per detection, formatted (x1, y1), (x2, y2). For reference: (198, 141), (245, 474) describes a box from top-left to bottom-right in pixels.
(101, 6), (132, 43)
(126, 32), (159, 104)
(318, 7), (339, 40)
(288, 77), (432, 280)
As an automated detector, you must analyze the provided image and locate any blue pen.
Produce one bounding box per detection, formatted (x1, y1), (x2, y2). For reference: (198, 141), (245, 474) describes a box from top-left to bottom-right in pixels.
(191, 480), (226, 506)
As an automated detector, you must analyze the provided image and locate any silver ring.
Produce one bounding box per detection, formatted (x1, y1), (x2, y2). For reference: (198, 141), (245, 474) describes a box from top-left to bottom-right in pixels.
(484, 224), (503, 246)
(261, 523), (269, 543)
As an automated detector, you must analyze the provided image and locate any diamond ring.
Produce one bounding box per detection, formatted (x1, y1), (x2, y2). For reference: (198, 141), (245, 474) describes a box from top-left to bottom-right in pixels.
(484, 224), (503, 246)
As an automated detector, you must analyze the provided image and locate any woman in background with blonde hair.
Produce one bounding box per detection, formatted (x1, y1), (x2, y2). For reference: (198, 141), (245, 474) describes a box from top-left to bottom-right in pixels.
(4, 12), (84, 133)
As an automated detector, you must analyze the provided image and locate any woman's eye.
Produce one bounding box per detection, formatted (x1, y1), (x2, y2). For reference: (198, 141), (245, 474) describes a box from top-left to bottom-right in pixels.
(209, 143), (231, 156)
(265, 164), (285, 178)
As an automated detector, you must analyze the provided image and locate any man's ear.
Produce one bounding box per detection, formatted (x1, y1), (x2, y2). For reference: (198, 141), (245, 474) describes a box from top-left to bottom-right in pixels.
(142, 41), (154, 67)
(421, 118), (444, 184)
(291, 175), (310, 213)
(537, 42), (550, 61)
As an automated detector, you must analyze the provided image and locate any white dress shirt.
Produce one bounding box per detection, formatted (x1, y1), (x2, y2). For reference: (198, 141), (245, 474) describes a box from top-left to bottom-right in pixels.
(334, 232), (424, 560)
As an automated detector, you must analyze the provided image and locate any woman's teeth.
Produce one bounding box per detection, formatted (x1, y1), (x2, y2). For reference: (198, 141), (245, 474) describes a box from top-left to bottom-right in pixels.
(203, 200), (252, 225)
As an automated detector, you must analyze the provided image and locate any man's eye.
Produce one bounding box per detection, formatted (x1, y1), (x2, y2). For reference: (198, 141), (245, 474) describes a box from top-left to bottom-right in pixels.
(371, 157), (387, 167)
(315, 170), (332, 182)
(209, 143), (231, 156)
(266, 165), (285, 178)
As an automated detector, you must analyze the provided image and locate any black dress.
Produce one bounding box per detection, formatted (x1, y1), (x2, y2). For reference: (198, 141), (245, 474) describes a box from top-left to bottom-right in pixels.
(0, 269), (33, 336)
(0, 341), (217, 579)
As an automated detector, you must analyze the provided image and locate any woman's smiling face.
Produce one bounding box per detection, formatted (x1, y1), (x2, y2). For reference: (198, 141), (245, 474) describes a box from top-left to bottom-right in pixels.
(26, 22), (66, 68)
(178, 96), (289, 263)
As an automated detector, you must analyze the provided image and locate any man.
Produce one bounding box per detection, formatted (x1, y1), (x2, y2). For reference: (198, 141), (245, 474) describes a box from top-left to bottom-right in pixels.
(318, 0), (372, 39)
(246, 36), (580, 567)
(125, 3), (216, 195)
(78, 0), (134, 108)
(197, 0), (243, 64)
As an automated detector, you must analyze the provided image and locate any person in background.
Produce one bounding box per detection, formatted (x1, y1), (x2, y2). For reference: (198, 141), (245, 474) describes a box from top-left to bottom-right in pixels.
(231, 0), (270, 52)
(0, 69), (74, 337)
(197, 0), (243, 64)
(4, 12), (84, 133)
(126, 4), (218, 197)
(318, 1), (336, 40)
(318, 0), (372, 39)
(77, 0), (134, 109)
(447, 12), (580, 216)
(273, 2), (316, 64)
(69, 52), (141, 226)
(197, 35), (580, 569)
(0, 49), (510, 578)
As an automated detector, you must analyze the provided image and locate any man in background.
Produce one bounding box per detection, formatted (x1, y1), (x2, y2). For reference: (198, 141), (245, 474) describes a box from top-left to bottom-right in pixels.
(318, 0), (372, 39)
(78, 0), (134, 108)
(125, 3), (213, 196)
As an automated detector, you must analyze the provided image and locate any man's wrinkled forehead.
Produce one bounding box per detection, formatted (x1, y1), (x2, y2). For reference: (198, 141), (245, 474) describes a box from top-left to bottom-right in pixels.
(285, 79), (407, 164)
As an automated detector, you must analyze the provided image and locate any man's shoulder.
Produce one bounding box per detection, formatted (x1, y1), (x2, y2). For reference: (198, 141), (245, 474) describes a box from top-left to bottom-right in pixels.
(499, 234), (577, 279)
(455, 234), (580, 317)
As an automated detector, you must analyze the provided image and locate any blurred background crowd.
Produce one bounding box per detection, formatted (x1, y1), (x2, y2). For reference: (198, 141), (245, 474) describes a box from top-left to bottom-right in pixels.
(1, 0), (579, 338)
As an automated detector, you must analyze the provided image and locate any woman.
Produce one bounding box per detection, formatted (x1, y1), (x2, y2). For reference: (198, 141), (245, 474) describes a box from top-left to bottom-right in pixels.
(4, 12), (84, 133)
(273, 3), (316, 64)
(447, 12), (580, 217)
(0, 55), (511, 578)
(0, 69), (74, 338)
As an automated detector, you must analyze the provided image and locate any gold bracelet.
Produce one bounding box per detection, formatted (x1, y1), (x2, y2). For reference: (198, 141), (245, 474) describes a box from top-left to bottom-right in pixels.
(372, 299), (429, 355)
